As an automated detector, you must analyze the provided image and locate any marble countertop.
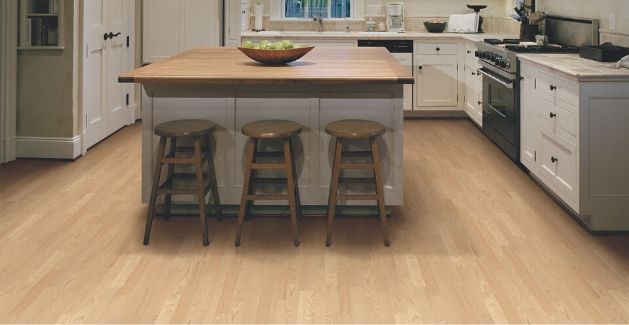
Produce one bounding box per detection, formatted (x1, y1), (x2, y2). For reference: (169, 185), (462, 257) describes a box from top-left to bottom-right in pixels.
(241, 31), (512, 43)
(518, 53), (629, 82)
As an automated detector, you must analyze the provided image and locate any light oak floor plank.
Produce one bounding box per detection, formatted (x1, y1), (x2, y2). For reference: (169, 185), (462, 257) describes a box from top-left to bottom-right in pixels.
(0, 120), (628, 323)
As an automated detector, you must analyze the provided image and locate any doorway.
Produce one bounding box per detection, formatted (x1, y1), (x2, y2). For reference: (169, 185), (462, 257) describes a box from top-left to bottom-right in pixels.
(83, 0), (135, 150)
(0, 0), (18, 164)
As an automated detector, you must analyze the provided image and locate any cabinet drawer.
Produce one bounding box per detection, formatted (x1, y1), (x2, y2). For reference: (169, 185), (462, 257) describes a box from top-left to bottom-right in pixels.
(539, 97), (577, 138)
(539, 129), (578, 209)
(415, 42), (458, 55)
(535, 71), (578, 114)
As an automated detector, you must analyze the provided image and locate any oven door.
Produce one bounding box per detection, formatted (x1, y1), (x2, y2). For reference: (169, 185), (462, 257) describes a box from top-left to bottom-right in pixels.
(480, 68), (518, 161)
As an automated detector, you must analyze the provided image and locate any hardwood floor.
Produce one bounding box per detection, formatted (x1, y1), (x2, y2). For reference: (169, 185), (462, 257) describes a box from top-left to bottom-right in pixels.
(0, 120), (628, 323)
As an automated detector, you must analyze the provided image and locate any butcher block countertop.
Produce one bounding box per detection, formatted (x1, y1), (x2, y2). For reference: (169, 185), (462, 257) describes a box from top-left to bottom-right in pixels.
(119, 47), (414, 85)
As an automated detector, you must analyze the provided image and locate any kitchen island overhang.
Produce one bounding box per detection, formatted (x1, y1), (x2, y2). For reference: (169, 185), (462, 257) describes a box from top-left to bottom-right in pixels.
(120, 47), (413, 209)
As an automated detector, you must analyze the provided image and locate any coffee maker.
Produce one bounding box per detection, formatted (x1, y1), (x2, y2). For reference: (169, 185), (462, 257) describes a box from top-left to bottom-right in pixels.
(386, 3), (405, 33)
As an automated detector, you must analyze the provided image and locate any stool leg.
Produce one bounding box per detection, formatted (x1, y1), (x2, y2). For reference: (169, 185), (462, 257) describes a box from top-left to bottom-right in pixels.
(164, 137), (177, 221)
(284, 138), (300, 247)
(193, 137), (209, 246)
(235, 138), (257, 247)
(205, 133), (222, 221)
(326, 138), (343, 247)
(370, 137), (390, 247)
(144, 137), (167, 245)
(289, 137), (302, 222)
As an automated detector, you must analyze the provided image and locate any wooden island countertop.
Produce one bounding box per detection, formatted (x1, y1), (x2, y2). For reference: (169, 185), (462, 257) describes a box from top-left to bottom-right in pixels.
(119, 47), (414, 86)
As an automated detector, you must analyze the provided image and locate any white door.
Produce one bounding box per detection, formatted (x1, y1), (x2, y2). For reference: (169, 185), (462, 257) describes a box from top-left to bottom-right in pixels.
(415, 55), (459, 109)
(83, 0), (107, 149)
(84, 0), (133, 149)
(106, 0), (128, 135)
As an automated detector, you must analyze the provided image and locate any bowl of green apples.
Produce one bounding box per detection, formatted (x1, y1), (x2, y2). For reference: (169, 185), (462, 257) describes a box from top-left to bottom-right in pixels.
(238, 40), (315, 65)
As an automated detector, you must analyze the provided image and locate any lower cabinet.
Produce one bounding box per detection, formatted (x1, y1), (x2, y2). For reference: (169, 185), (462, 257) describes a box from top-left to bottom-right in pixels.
(414, 54), (459, 109)
(520, 59), (629, 231)
(463, 42), (482, 126)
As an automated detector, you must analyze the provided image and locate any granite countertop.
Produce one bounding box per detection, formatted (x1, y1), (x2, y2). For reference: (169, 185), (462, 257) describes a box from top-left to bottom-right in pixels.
(518, 53), (629, 82)
(241, 31), (513, 43)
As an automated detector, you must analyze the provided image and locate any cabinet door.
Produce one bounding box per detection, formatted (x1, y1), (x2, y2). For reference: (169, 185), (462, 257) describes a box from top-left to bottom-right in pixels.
(182, 0), (221, 50)
(539, 129), (578, 209)
(520, 69), (539, 170)
(142, 0), (182, 63)
(415, 55), (459, 109)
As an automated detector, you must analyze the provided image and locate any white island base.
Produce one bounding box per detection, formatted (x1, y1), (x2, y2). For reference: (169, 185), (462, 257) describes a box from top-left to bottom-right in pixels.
(141, 84), (404, 213)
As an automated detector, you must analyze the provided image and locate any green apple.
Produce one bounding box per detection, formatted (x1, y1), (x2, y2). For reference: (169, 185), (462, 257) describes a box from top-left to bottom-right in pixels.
(243, 40), (254, 48)
(266, 43), (276, 50)
(281, 40), (293, 48)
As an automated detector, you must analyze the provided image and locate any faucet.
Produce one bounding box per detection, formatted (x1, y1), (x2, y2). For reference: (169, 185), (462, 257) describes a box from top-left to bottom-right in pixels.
(313, 15), (324, 32)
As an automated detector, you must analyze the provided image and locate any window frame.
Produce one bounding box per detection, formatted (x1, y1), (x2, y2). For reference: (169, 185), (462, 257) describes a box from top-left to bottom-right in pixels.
(273, 0), (363, 21)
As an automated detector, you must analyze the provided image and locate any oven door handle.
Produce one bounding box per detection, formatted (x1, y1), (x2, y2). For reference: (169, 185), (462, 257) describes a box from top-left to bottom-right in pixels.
(479, 69), (513, 89)
(487, 103), (507, 118)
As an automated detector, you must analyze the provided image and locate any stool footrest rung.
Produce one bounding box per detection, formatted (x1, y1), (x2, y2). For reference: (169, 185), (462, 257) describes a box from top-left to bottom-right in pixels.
(157, 180), (213, 195)
(161, 153), (209, 165)
(339, 163), (374, 170)
(336, 194), (379, 201)
(246, 194), (290, 201)
(252, 163), (286, 170)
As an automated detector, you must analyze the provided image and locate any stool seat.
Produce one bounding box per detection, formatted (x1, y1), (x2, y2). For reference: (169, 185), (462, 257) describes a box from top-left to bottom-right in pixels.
(325, 119), (386, 139)
(242, 120), (302, 139)
(155, 119), (216, 138)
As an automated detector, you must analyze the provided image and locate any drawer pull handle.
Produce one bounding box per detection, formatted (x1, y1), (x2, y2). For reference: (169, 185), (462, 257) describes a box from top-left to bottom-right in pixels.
(471, 72), (476, 76)
(550, 85), (557, 91)
(549, 112), (557, 118)
(478, 101), (482, 105)
(467, 50), (471, 54)
(551, 157), (558, 163)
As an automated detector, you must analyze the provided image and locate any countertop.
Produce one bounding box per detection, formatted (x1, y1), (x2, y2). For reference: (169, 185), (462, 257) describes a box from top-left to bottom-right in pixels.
(120, 47), (414, 85)
(518, 53), (629, 82)
(241, 30), (513, 42)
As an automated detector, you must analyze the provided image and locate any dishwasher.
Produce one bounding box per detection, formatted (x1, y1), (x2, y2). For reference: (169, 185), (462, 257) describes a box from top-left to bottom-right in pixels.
(357, 40), (414, 111)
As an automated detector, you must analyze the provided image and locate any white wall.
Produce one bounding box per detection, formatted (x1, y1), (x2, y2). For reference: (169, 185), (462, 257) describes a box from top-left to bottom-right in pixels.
(537, 0), (629, 35)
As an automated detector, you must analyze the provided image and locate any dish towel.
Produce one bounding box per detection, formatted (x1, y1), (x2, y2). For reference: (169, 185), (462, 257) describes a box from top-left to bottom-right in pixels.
(447, 13), (478, 33)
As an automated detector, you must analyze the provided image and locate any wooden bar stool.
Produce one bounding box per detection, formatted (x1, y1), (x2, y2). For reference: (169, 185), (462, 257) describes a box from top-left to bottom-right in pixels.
(325, 119), (390, 247)
(144, 119), (222, 246)
(235, 120), (303, 247)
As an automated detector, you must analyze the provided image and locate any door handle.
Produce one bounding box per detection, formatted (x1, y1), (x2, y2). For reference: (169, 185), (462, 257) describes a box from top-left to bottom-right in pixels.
(104, 32), (122, 40)
(479, 69), (514, 89)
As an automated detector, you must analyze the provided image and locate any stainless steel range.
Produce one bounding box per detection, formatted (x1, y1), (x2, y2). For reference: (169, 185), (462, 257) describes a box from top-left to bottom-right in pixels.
(473, 15), (599, 163)
(474, 38), (581, 162)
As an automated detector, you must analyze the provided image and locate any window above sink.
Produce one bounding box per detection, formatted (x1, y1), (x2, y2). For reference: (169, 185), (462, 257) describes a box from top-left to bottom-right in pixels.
(270, 0), (365, 20)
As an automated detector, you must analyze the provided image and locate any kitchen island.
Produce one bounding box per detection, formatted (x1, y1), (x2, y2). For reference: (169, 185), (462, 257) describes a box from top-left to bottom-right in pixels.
(119, 47), (413, 211)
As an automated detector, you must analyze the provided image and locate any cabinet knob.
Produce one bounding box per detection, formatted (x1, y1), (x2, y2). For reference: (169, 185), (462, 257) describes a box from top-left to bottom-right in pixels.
(549, 112), (557, 118)
(418, 66), (423, 70)
(467, 50), (471, 54)
(471, 72), (476, 76)
(478, 101), (482, 105)
(436, 47), (440, 51)
(104, 32), (122, 40)
(551, 156), (558, 163)
(550, 85), (557, 91)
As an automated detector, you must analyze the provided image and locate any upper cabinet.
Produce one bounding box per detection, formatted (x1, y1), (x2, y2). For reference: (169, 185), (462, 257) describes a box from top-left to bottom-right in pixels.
(142, 0), (223, 63)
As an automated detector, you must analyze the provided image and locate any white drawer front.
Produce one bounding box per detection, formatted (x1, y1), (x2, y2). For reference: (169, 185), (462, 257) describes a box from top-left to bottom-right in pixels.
(535, 70), (578, 115)
(415, 42), (458, 55)
(539, 129), (578, 209)
(539, 97), (577, 138)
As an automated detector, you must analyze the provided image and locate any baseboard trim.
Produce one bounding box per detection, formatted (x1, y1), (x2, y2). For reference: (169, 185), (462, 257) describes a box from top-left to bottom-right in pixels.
(17, 135), (82, 159)
(404, 110), (467, 119)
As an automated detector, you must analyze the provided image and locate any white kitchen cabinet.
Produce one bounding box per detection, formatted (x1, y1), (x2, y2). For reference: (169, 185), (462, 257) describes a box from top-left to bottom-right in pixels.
(463, 42), (482, 126)
(414, 54), (459, 109)
(143, 0), (222, 63)
(520, 59), (629, 231)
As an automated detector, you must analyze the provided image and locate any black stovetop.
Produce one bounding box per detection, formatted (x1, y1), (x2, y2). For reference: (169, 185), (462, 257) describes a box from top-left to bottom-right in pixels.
(483, 38), (580, 54)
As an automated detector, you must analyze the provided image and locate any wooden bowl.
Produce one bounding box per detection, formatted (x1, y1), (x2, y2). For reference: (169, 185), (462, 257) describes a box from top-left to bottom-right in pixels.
(238, 46), (315, 65)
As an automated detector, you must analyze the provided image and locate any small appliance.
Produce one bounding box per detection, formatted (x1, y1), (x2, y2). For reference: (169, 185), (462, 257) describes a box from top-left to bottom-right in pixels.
(386, 3), (405, 33)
